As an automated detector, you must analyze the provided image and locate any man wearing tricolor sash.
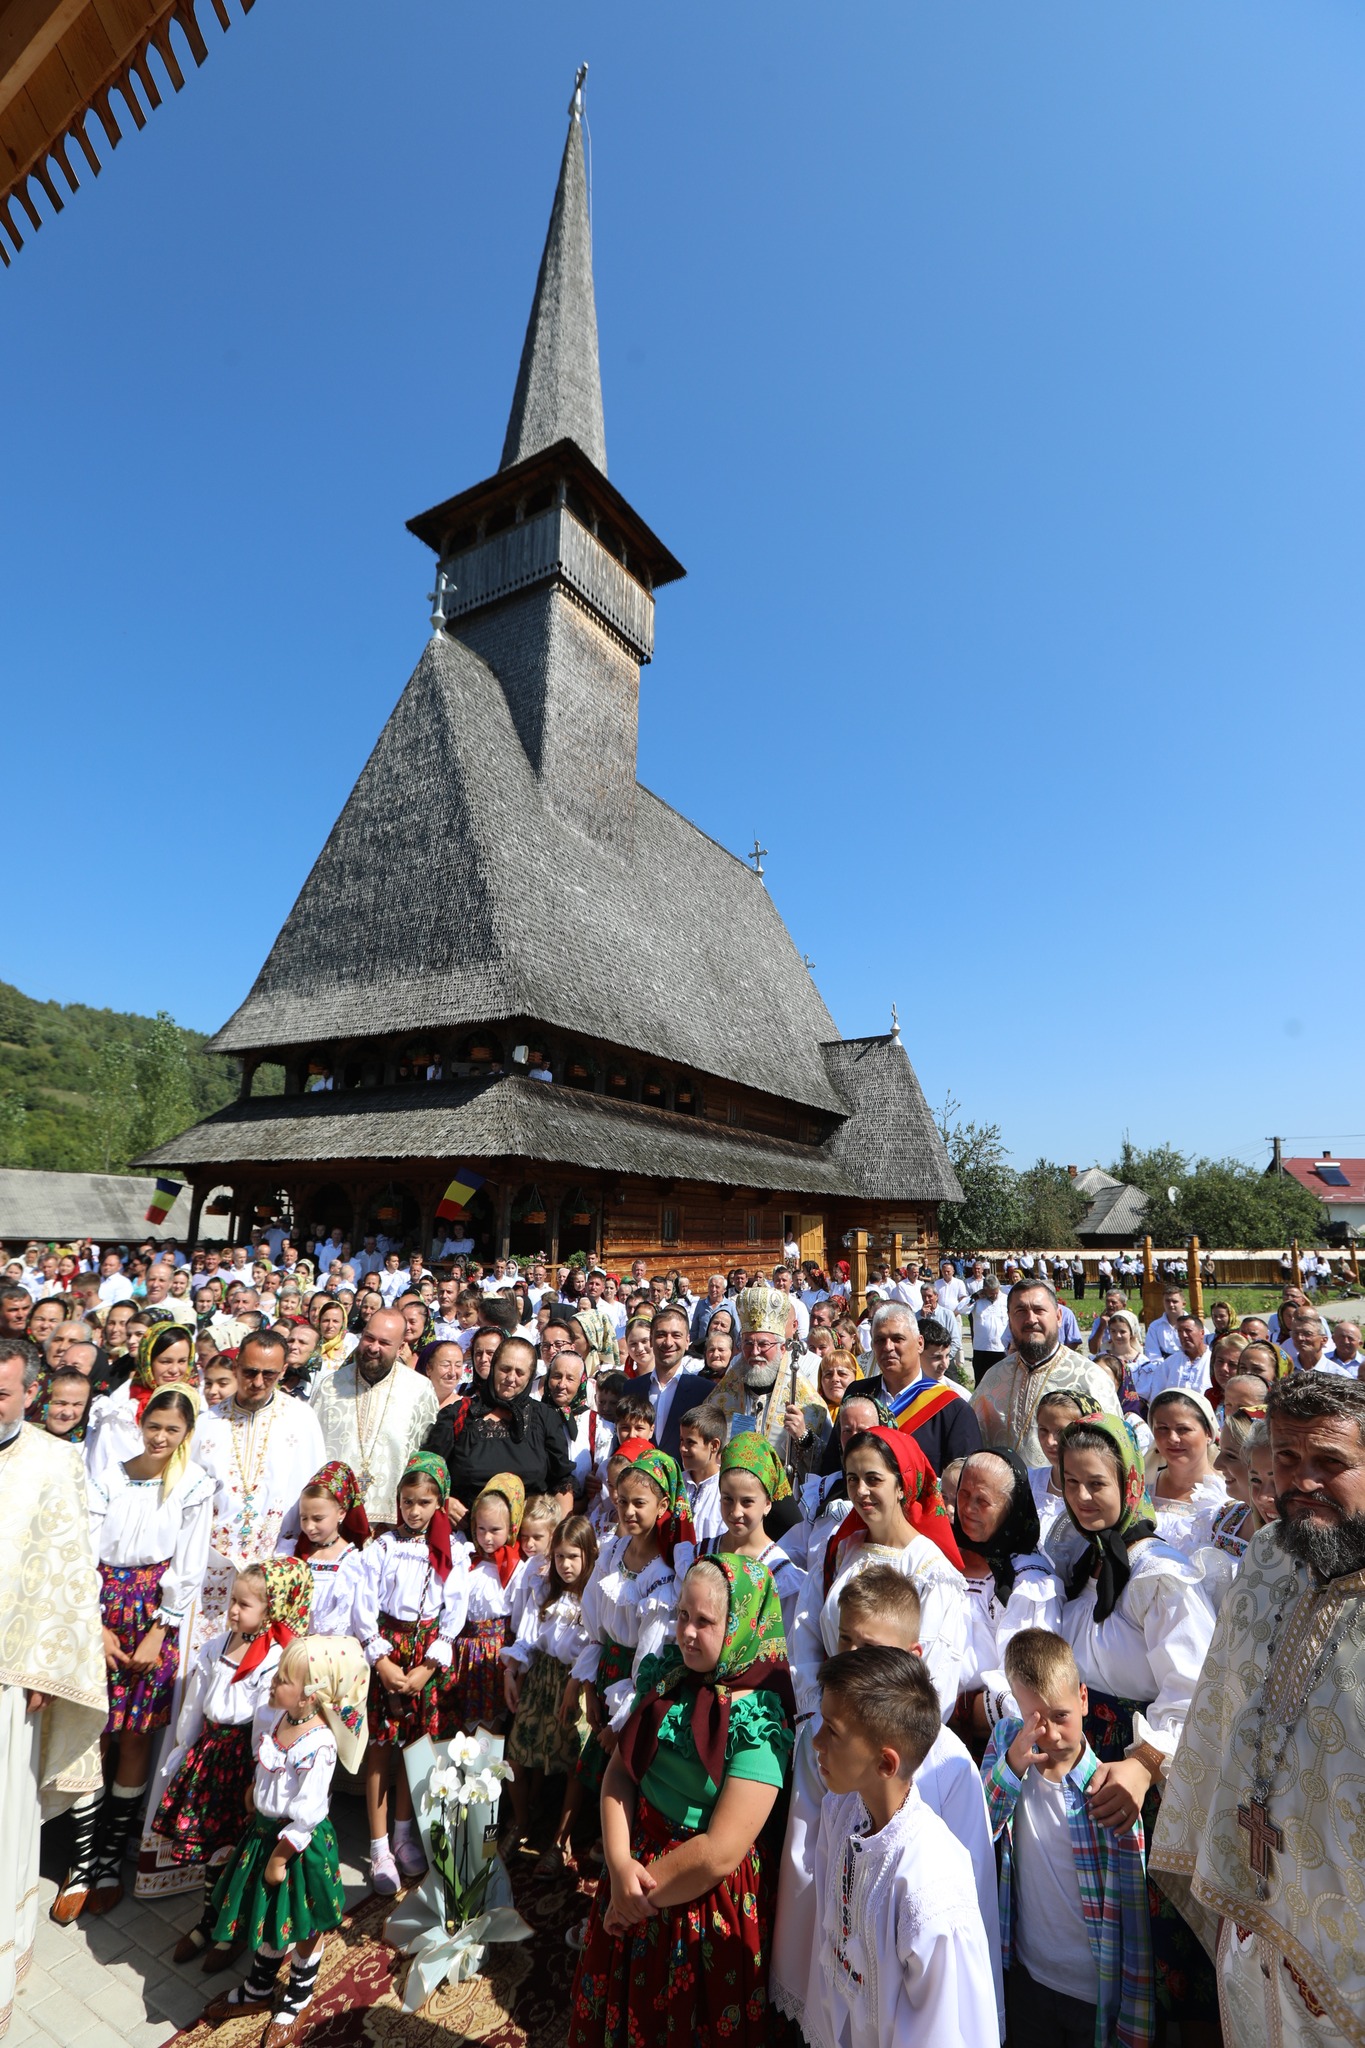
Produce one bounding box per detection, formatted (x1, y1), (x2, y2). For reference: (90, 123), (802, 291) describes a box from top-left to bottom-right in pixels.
(860, 1303), (982, 1474)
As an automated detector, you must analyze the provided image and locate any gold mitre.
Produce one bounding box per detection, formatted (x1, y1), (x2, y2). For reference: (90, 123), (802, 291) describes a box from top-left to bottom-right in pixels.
(736, 1284), (790, 1338)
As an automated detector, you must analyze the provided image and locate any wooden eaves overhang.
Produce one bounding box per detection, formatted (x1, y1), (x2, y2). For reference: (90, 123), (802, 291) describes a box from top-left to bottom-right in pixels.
(0, 0), (253, 267)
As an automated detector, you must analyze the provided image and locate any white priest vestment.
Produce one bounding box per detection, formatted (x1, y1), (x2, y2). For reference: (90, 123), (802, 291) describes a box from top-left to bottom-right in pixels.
(190, 1395), (325, 1652)
(310, 1361), (439, 1529)
(0, 1427), (106, 2038)
(1151, 1521), (1365, 2047)
(971, 1345), (1122, 1467)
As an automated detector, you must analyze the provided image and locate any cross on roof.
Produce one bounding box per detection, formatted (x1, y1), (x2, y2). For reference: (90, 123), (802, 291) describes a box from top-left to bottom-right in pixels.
(748, 838), (768, 879)
(428, 569), (455, 636)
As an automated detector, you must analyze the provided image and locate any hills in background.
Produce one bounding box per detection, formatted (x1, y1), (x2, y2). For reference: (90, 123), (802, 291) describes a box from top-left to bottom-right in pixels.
(0, 980), (255, 1174)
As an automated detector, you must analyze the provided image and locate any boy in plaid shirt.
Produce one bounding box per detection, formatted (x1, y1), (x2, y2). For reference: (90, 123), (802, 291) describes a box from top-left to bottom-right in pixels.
(981, 1629), (1154, 2048)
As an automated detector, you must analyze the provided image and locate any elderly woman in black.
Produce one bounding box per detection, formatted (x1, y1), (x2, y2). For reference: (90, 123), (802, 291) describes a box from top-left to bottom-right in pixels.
(424, 1335), (574, 1527)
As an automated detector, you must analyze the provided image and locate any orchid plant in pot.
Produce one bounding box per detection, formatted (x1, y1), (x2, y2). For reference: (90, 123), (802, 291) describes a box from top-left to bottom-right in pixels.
(385, 1732), (530, 2009)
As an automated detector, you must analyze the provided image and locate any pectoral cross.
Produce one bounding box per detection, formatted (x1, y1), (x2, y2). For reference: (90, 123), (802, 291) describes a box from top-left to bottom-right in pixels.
(1238, 1796), (1283, 1879)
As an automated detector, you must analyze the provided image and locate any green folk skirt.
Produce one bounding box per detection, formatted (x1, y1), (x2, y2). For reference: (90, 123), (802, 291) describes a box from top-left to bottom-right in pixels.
(209, 1813), (346, 1951)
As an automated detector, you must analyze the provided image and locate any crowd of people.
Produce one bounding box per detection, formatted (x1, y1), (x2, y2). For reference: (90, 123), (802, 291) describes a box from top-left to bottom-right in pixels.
(3, 1229), (1364, 2048)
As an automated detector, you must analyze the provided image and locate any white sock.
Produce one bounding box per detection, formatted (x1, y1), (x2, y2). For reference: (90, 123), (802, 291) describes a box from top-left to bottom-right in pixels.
(370, 1835), (390, 1861)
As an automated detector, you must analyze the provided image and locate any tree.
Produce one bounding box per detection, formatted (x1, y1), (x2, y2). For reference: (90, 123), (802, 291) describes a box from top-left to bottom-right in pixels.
(0, 1090), (26, 1167)
(1014, 1160), (1087, 1249)
(936, 1096), (1020, 1250)
(129, 1012), (195, 1163)
(89, 1039), (138, 1173)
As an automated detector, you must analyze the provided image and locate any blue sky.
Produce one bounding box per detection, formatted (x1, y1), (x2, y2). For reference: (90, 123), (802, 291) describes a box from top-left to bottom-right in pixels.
(4, 1), (1362, 1171)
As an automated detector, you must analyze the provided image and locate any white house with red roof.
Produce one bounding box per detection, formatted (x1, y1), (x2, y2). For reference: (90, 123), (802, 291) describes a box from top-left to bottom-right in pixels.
(1279, 1153), (1365, 1236)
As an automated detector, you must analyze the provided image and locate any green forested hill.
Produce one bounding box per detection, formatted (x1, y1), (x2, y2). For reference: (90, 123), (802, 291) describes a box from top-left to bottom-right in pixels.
(0, 980), (242, 1173)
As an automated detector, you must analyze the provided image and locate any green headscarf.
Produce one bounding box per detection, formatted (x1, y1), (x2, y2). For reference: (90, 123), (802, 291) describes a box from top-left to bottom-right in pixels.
(618, 1552), (793, 1787)
(399, 1450), (451, 1503)
(631, 1447), (695, 1565)
(719, 1431), (792, 1503)
(1059, 1412), (1156, 1622)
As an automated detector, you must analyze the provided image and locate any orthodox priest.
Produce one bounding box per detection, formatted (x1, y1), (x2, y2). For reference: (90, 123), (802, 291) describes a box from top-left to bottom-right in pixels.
(971, 1280), (1120, 1467)
(0, 1338), (105, 2038)
(1151, 1373), (1365, 2045)
(709, 1283), (825, 1455)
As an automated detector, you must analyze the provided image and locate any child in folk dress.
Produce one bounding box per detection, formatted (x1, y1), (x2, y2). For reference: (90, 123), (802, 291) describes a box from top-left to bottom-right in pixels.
(277, 1461), (371, 1635)
(201, 1635), (370, 2045)
(353, 1452), (469, 1896)
(200, 1352), (238, 1410)
(801, 1646), (998, 2048)
(53, 1386), (215, 1922)
(680, 1431), (806, 1641)
(445, 1472), (533, 1735)
(511, 1493), (561, 1634)
(588, 1445), (639, 1544)
(150, 1558), (314, 1954)
(501, 1514), (598, 1867)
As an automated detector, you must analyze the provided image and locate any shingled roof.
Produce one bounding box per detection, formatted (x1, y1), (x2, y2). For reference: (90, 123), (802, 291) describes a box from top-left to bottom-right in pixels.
(819, 1036), (963, 1203)
(207, 632), (848, 1115)
(138, 1073), (853, 1194)
(500, 84), (606, 475)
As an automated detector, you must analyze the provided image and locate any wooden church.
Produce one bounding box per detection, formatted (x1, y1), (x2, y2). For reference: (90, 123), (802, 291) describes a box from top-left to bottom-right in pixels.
(142, 81), (963, 1273)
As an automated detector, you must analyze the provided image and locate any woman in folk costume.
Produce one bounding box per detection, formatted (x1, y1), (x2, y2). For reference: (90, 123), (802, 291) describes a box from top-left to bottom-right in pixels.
(568, 1555), (795, 2048)
(569, 1446), (690, 1796)
(84, 1322), (199, 1485)
(949, 1446), (1064, 1745)
(676, 1433), (806, 1644)
(52, 1385), (215, 1923)
(276, 1461), (371, 1635)
(202, 1635), (369, 2044)
(773, 1427), (970, 2026)
(1144, 1388), (1228, 1560)
(1056, 1412), (1219, 2035)
(141, 1557), (312, 1940)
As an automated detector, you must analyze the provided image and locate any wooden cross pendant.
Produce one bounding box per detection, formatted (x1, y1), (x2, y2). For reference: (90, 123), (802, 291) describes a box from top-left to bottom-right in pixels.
(1239, 1796), (1284, 1879)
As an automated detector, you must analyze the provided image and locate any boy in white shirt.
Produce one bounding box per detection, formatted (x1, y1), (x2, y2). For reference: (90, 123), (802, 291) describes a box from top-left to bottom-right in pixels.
(675, 1402), (725, 1545)
(802, 1643), (998, 2048)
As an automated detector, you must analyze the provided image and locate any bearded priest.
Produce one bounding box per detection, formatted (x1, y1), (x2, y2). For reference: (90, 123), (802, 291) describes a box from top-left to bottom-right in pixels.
(708, 1283), (825, 1458)
(1151, 1373), (1365, 2046)
(0, 1337), (106, 2037)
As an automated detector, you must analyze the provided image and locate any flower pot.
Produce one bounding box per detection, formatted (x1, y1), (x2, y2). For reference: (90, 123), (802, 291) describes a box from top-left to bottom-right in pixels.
(524, 1210), (546, 1225)
(568, 1211), (591, 1227)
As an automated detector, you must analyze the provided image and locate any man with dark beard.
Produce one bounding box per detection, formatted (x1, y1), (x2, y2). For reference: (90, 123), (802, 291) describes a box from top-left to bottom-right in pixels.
(969, 1280), (1119, 1468)
(1152, 1374), (1365, 2045)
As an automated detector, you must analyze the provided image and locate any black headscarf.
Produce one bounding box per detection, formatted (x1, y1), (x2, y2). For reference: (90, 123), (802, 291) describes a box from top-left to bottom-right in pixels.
(952, 1448), (1041, 1603)
(1059, 1415), (1157, 1624)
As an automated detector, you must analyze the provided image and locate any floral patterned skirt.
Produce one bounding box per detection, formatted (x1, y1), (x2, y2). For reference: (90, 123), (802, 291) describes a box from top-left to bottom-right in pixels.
(100, 1561), (180, 1733)
(442, 1617), (507, 1737)
(367, 1612), (447, 1747)
(150, 1721), (253, 1865)
(568, 1794), (772, 2048)
(576, 1638), (629, 1793)
(209, 1814), (345, 1951)
(1086, 1685), (1216, 2021)
(507, 1650), (582, 1774)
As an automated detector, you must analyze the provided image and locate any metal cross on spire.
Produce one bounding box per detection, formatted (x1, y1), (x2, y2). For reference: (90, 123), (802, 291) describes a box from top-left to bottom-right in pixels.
(428, 568), (454, 636)
(748, 838), (768, 880)
(891, 1002), (901, 1042)
(570, 60), (588, 116)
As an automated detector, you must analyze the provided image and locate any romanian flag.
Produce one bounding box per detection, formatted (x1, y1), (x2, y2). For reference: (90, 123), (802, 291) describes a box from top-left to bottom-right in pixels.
(144, 1177), (184, 1225)
(436, 1168), (484, 1221)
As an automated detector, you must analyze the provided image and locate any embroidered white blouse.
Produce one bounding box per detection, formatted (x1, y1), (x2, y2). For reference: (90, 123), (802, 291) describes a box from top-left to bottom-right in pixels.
(249, 1707), (338, 1852)
(87, 1460), (216, 1624)
(1149, 1473), (1229, 1561)
(464, 1553), (526, 1625)
(501, 1588), (591, 1672)
(570, 1534), (678, 1729)
(352, 1529), (470, 1668)
(275, 1538), (366, 1636)
(170, 1630), (282, 1750)
(1059, 1536), (1216, 1759)
(791, 1526), (969, 1724)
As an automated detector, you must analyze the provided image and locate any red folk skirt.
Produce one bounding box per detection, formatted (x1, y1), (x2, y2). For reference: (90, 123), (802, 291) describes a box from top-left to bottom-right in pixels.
(567, 1793), (773, 2048)
(367, 1611), (447, 1747)
(441, 1615), (507, 1736)
(100, 1561), (180, 1733)
(151, 1721), (253, 1865)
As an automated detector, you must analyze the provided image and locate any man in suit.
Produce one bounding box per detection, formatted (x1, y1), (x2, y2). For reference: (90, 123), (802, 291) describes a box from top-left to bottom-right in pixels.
(641, 1302), (712, 1459)
(858, 1301), (982, 1474)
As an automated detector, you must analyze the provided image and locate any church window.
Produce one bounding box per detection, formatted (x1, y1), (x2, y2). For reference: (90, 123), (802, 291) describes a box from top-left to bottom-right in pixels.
(661, 1205), (680, 1245)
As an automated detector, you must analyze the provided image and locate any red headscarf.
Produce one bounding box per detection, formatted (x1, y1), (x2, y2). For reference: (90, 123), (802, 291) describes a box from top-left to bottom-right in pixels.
(296, 1460), (373, 1558)
(611, 1437), (653, 1465)
(825, 1424), (963, 1593)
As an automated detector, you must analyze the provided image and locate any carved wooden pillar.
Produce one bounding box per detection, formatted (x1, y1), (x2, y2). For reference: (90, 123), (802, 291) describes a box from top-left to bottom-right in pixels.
(851, 1228), (869, 1319)
(497, 1182), (513, 1262)
(1187, 1236), (1204, 1323)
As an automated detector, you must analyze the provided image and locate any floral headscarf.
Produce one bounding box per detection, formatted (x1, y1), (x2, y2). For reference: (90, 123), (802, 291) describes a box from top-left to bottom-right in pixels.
(298, 1633), (370, 1774)
(719, 1431), (792, 1503)
(398, 1451), (455, 1583)
(142, 1381), (202, 1501)
(233, 1556), (313, 1681)
(631, 1448), (696, 1566)
(473, 1471), (526, 1588)
(1059, 1413), (1156, 1622)
(618, 1553), (794, 1788)
(130, 1322), (194, 1419)
(572, 1304), (616, 1375)
(825, 1424), (963, 1592)
(298, 1460), (372, 1555)
(950, 1448), (1040, 1603)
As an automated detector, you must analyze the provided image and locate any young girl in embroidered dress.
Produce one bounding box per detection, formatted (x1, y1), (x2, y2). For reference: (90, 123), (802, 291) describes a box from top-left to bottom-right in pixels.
(53, 1387), (215, 1922)
(353, 1451), (469, 1897)
(150, 1558), (313, 1956)
(444, 1472), (533, 1737)
(276, 1462), (371, 1635)
(200, 1635), (369, 2046)
(501, 1514), (598, 1867)
(568, 1555), (795, 2048)
(677, 1432), (806, 1642)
